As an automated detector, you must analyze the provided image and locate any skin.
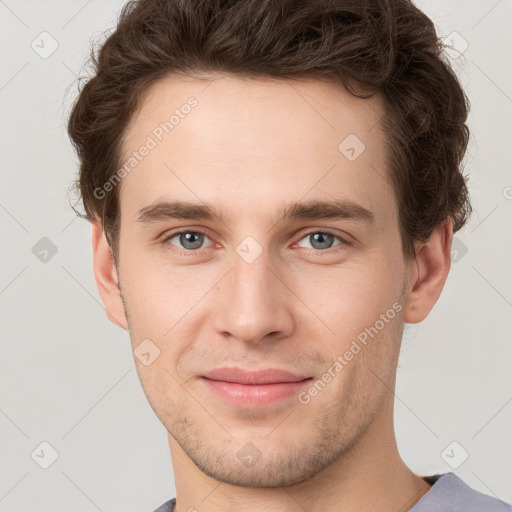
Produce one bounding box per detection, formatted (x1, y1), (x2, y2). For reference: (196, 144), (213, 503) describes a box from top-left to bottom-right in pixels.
(91, 74), (452, 512)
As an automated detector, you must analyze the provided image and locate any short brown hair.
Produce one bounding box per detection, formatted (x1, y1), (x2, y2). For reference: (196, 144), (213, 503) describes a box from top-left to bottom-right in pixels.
(67, 0), (471, 262)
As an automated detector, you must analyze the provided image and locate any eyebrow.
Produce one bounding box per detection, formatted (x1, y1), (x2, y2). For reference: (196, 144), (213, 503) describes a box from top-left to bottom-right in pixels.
(136, 198), (374, 225)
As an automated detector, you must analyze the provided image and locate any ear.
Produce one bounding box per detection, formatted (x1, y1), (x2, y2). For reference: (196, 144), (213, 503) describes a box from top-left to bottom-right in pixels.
(91, 219), (129, 330)
(402, 217), (453, 324)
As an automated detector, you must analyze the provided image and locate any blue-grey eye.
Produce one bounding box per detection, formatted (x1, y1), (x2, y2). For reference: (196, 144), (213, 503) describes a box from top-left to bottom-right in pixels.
(298, 232), (341, 250)
(172, 231), (206, 250)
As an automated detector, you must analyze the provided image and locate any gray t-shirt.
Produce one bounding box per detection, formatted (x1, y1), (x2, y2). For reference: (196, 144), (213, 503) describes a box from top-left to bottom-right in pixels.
(152, 472), (511, 511)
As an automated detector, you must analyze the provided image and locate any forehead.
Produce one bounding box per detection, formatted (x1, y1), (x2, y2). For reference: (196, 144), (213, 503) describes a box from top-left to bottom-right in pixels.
(118, 73), (394, 225)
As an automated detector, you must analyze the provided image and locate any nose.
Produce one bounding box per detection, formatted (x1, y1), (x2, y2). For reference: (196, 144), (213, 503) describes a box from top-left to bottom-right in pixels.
(212, 246), (295, 344)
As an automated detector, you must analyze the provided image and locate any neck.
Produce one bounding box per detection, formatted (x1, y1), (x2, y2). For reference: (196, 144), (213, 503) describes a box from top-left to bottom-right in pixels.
(167, 392), (431, 512)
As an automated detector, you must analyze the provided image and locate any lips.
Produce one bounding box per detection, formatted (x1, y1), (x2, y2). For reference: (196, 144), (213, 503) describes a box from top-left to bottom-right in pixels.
(201, 367), (311, 385)
(199, 367), (313, 407)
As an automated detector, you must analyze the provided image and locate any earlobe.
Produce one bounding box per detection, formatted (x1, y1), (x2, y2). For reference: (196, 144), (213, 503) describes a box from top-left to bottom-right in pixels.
(91, 219), (129, 330)
(402, 218), (453, 324)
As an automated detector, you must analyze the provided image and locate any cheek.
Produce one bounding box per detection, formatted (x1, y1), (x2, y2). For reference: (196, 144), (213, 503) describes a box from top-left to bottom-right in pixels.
(133, 359), (182, 426)
(120, 245), (210, 335)
(294, 255), (405, 343)
(120, 227), (405, 344)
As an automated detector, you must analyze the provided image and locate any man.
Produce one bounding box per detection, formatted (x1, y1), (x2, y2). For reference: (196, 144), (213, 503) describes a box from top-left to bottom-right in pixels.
(67, 0), (510, 510)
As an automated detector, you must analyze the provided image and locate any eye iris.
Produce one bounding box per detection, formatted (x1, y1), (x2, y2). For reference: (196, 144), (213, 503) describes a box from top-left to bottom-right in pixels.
(310, 232), (334, 250)
(175, 232), (337, 251)
(180, 232), (203, 250)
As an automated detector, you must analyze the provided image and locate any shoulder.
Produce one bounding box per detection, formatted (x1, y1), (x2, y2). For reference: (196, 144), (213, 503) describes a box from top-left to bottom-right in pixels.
(151, 478), (511, 512)
(412, 473), (511, 512)
(152, 498), (176, 512)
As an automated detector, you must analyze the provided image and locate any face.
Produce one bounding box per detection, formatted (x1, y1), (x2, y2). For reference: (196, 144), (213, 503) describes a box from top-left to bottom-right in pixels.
(106, 74), (415, 487)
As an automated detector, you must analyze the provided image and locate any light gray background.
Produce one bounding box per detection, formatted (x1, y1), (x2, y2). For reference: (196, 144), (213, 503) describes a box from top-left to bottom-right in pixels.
(1, 0), (511, 510)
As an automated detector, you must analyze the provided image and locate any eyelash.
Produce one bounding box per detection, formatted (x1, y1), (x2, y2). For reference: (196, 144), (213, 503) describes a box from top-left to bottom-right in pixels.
(161, 229), (350, 256)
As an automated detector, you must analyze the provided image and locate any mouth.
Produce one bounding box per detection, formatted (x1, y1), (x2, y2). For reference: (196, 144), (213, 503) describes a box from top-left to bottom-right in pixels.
(199, 367), (314, 407)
